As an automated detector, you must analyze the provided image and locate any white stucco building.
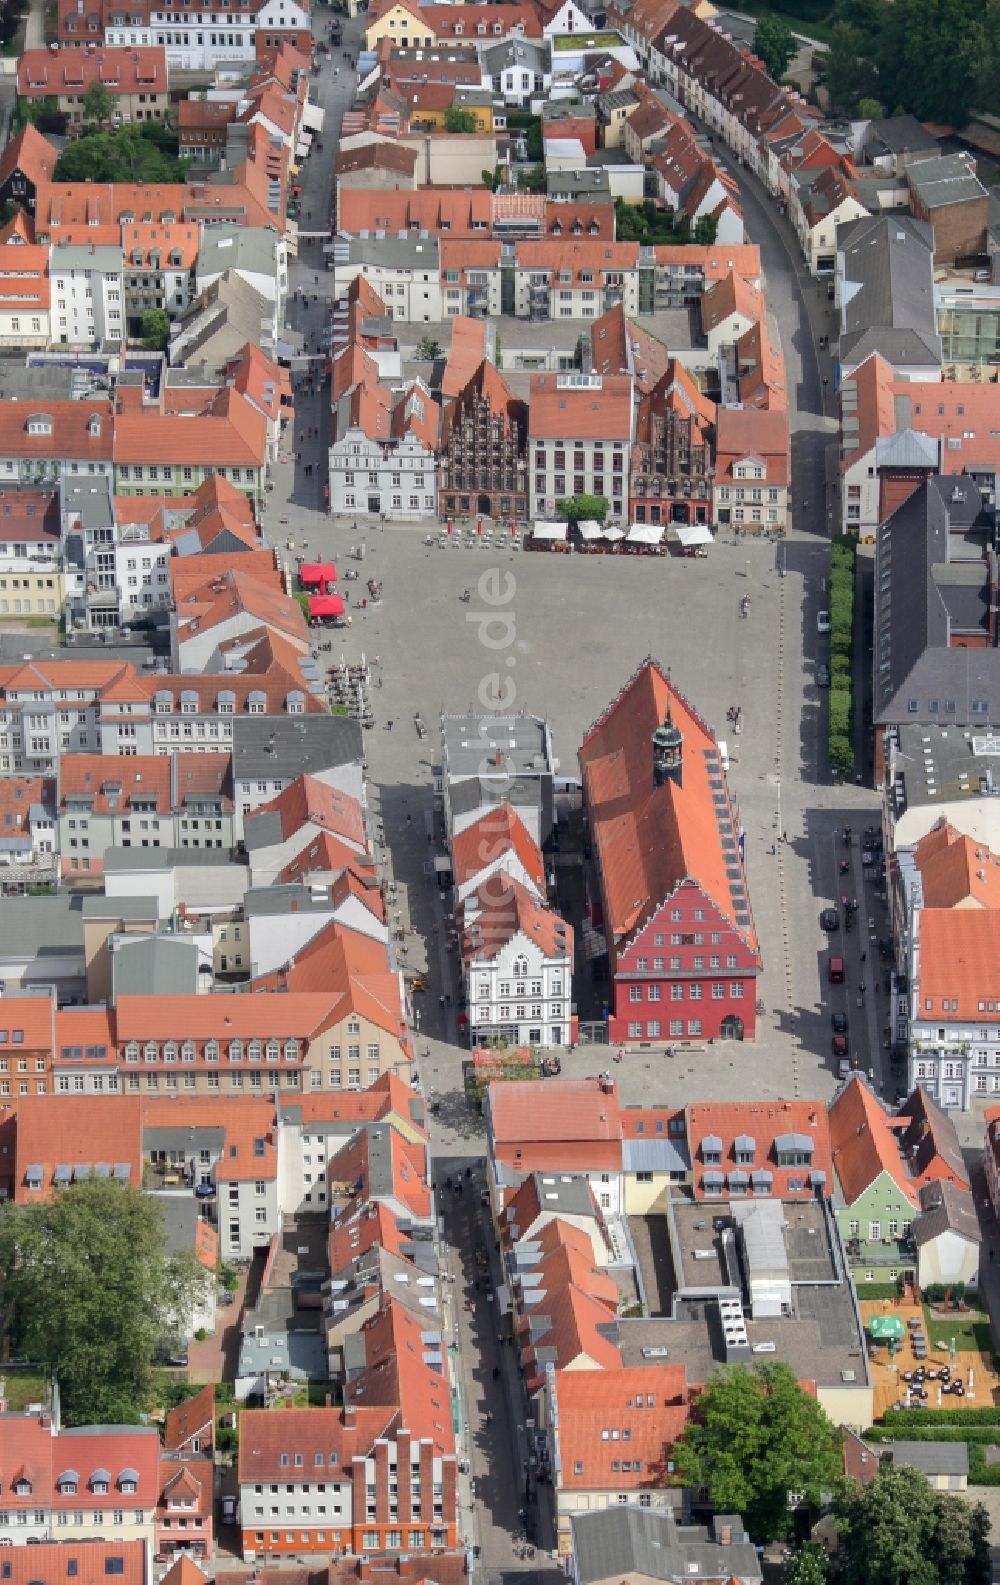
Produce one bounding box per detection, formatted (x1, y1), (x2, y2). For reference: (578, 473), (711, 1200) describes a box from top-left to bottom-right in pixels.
(328, 381), (438, 519)
(49, 244), (124, 347)
(463, 876), (573, 1047)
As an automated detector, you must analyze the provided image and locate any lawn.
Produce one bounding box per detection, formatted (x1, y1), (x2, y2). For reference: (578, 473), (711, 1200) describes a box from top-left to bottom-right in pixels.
(1, 1372), (49, 1411)
(553, 30), (622, 47)
(923, 1303), (994, 1355)
(271, 1381), (342, 1408)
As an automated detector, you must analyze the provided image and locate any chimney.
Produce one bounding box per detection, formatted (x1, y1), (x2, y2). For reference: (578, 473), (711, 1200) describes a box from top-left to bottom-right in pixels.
(343, 1401), (357, 1429)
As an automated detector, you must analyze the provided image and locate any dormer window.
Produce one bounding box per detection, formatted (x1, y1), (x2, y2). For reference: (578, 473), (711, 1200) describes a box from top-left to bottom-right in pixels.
(701, 1134), (723, 1166)
(13, 1477), (32, 1496)
(26, 414), (52, 437)
(57, 1471), (79, 1495)
(89, 1469), (111, 1495)
(118, 1469), (139, 1494)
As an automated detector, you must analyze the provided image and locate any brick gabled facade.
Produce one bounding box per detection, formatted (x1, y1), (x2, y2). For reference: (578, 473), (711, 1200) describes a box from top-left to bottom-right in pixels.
(438, 358), (528, 522)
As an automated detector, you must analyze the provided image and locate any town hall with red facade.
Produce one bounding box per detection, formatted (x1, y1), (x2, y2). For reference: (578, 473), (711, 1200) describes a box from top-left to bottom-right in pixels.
(579, 658), (761, 1045)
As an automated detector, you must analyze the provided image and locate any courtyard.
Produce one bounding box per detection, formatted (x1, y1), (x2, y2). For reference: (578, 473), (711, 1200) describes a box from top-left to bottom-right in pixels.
(861, 1297), (1000, 1420)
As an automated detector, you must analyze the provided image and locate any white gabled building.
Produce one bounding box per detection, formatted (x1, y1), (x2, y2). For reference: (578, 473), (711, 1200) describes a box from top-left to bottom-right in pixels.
(462, 873), (573, 1047)
(329, 377), (438, 520)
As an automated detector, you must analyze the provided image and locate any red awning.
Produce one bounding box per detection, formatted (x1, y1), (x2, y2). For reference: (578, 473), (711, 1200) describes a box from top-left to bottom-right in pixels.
(308, 593), (346, 618)
(300, 561), (337, 587)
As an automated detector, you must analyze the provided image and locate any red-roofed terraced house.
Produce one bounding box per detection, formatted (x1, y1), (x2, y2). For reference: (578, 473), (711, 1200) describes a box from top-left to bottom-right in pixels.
(579, 659), (760, 1045)
(236, 1404), (458, 1558)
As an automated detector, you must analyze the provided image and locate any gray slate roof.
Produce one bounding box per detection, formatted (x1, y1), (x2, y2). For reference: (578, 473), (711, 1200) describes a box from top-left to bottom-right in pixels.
(571, 1506), (761, 1585)
(837, 213), (941, 369)
(913, 1179), (981, 1247)
(232, 716), (363, 784)
(906, 153), (986, 209)
(867, 114), (940, 157)
(874, 475), (1000, 727)
(112, 935), (202, 998)
(0, 895), (83, 959)
(196, 224), (284, 283)
(885, 1440), (969, 1476)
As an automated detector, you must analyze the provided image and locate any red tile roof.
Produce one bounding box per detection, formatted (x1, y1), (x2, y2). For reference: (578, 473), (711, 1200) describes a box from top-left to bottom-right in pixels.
(579, 659), (758, 953)
(19, 45), (168, 97)
(0, 124), (58, 192)
(451, 802), (545, 892)
(158, 1457), (212, 1515)
(328, 1125), (431, 1222)
(489, 1076), (623, 1159)
(238, 1406), (396, 1483)
(918, 910), (1000, 1022)
(335, 142), (418, 178)
(0, 1541), (147, 1585)
(914, 819), (1000, 908)
(462, 873), (572, 962)
(329, 1199), (410, 1269)
(164, 1385), (215, 1452)
(113, 389), (268, 469)
(441, 315), (488, 400)
(0, 400), (112, 460)
(553, 1366), (690, 1488)
(700, 267), (762, 334)
(686, 1098), (833, 1199)
(252, 921), (408, 1046)
(346, 1299), (455, 1453)
(714, 406), (790, 487)
(12, 1094), (143, 1203)
(248, 773), (366, 849)
(141, 1095), (277, 1183)
(0, 775), (54, 830)
(520, 1282), (622, 1386)
(0, 1416), (162, 1511)
(528, 371), (633, 442)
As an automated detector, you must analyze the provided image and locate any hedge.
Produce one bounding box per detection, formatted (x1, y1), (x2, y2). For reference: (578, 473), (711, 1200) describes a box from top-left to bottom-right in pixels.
(827, 536), (856, 775)
(876, 1407), (1000, 1427)
(868, 1426), (1000, 1445)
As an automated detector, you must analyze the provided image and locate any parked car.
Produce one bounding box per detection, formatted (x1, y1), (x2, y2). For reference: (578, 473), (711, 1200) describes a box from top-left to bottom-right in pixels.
(832, 1033), (849, 1058)
(816, 662), (830, 687)
(221, 1497), (238, 1525)
(817, 610), (831, 634)
(831, 1010), (848, 1034)
(838, 1056), (852, 1079)
(821, 907), (839, 932)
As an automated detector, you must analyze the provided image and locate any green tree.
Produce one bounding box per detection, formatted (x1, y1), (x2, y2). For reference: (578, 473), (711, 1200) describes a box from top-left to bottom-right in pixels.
(0, 1179), (210, 1424)
(786, 1544), (829, 1585)
(856, 95), (886, 116)
(141, 308), (170, 352)
(443, 106), (478, 133)
(970, 1501), (993, 1585)
(415, 336), (443, 360)
(821, 20), (879, 112)
(556, 493), (609, 523)
(693, 214), (719, 245)
(55, 124), (187, 184)
(673, 1363), (842, 1541)
(753, 14), (796, 78)
(834, 1463), (990, 1585)
(83, 78), (115, 129)
(875, 0), (980, 122)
